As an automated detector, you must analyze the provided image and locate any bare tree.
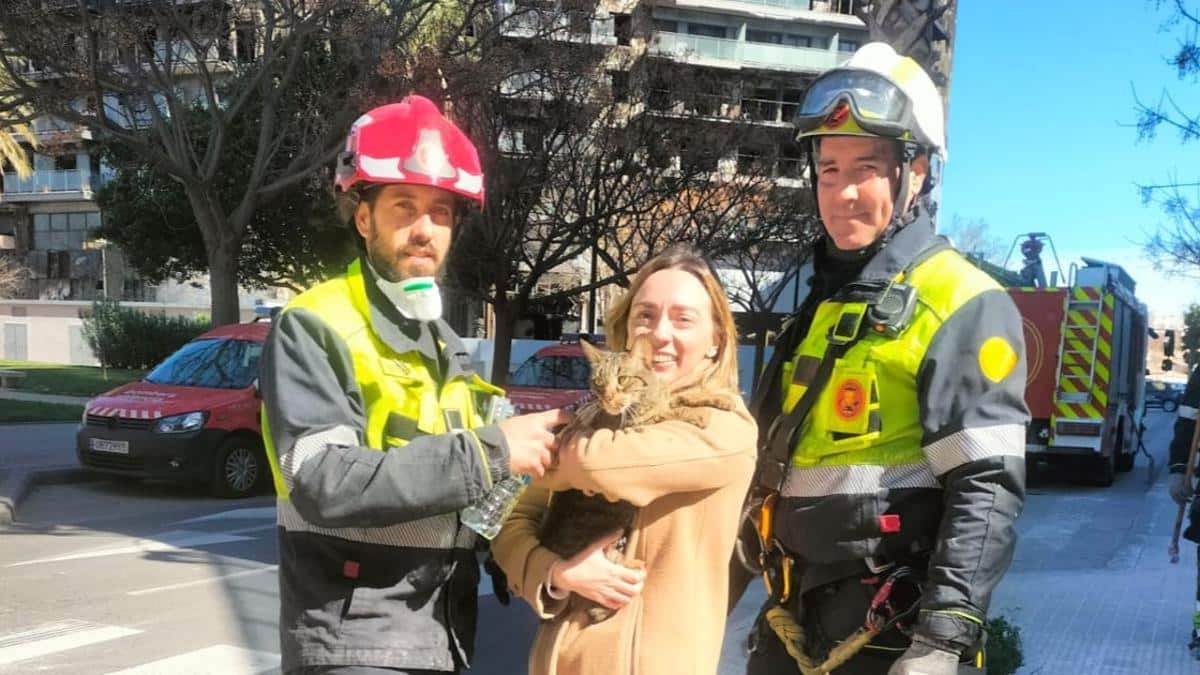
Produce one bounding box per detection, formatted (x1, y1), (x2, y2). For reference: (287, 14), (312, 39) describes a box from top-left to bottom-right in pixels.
(0, 0), (474, 325)
(1135, 2), (1200, 275)
(718, 200), (823, 389)
(440, 23), (802, 383)
(943, 214), (1004, 263)
(0, 253), (29, 297)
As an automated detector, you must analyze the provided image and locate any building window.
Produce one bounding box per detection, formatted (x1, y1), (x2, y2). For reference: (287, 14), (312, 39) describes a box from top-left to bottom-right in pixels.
(141, 27), (158, 61)
(831, 0), (858, 14)
(737, 147), (762, 174)
(686, 23), (727, 39)
(653, 19), (678, 33)
(610, 71), (629, 103)
(614, 14), (632, 45)
(236, 22), (257, 63)
(54, 154), (78, 171)
(568, 10), (590, 35)
(786, 34), (813, 48)
(838, 39), (860, 53)
(747, 30), (783, 45)
(33, 212), (100, 251)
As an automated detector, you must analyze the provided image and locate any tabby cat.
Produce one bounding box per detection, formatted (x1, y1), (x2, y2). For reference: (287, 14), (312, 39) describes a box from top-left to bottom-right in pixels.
(537, 336), (735, 622)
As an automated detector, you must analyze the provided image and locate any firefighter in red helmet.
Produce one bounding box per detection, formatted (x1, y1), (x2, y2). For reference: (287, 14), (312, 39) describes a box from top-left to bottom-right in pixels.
(260, 95), (568, 674)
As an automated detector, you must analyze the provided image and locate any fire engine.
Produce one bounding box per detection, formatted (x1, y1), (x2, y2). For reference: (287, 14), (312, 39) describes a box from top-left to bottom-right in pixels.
(987, 233), (1149, 486)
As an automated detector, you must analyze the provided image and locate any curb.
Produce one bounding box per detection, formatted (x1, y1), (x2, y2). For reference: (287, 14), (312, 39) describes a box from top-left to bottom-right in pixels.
(0, 466), (101, 526)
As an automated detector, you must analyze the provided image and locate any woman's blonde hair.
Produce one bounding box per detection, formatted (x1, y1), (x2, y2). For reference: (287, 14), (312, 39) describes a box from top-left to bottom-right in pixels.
(605, 244), (740, 392)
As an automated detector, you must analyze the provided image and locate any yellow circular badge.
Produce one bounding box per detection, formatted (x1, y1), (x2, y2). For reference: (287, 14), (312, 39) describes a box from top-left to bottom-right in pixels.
(979, 337), (1018, 384)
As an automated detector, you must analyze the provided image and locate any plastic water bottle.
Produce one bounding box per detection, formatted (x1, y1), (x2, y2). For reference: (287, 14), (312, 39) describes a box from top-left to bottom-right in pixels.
(461, 473), (532, 540)
(461, 396), (526, 540)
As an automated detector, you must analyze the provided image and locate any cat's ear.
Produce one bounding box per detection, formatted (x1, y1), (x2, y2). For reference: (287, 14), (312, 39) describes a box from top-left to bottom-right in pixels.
(628, 334), (653, 366)
(580, 339), (604, 366)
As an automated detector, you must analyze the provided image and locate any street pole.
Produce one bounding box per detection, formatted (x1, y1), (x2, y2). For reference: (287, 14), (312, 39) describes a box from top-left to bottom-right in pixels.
(588, 242), (598, 334)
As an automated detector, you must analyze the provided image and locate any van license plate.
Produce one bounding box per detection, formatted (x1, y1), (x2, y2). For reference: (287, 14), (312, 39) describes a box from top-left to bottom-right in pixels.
(90, 438), (129, 454)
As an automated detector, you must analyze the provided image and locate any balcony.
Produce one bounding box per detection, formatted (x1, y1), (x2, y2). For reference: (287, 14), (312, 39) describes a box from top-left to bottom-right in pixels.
(2, 170), (100, 201)
(497, 3), (617, 46)
(649, 32), (842, 73)
(664, 0), (864, 26)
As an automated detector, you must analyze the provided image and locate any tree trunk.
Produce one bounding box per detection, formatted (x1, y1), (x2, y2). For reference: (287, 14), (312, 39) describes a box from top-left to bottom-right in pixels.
(206, 239), (242, 327)
(188, 186), (244, 327)
(490, 297), (520, 388)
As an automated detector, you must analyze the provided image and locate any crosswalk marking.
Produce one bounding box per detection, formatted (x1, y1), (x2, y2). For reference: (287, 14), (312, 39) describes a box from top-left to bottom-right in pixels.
(0, 620), (142, 666)
(6, 529), (257, 567)
(105, 645), (280, 675)
(175, 507), (276, 525)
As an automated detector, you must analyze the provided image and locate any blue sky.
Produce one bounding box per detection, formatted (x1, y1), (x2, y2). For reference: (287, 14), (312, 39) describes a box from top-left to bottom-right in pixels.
(938, 1), (1200, 322)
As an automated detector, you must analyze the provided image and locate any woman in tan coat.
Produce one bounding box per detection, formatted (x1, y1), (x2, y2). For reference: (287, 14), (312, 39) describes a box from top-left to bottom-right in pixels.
(491, 246), (757, 675)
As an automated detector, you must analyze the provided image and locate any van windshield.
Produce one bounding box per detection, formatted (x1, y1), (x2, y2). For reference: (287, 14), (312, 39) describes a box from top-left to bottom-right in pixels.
(509, 355), (590, 390)
(144, 338), (263, 389)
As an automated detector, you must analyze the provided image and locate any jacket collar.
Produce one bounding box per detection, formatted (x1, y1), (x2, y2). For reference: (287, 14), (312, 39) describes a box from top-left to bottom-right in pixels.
(855, 208), (942, 283)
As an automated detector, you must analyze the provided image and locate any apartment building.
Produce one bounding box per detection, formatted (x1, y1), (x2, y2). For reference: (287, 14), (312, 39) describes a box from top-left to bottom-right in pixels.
(0, 2), (265, 306)
(489, 0), (906, 335)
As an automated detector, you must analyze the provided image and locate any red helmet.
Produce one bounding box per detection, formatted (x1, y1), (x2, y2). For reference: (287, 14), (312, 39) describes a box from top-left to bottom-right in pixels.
(335, 95), (484, 206)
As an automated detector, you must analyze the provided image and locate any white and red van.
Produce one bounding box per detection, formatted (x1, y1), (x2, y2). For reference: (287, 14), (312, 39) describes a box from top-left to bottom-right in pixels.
(76, 321), (271, 498)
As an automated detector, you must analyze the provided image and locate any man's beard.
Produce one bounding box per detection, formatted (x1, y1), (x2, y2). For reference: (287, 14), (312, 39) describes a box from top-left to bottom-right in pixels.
(364, 216), (441, 283)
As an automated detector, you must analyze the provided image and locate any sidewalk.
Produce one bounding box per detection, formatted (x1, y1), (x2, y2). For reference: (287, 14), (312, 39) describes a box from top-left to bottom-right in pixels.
(0, 390), (91, 405)
(990, 464), (1199, 674)
(0, 464), (95, 525)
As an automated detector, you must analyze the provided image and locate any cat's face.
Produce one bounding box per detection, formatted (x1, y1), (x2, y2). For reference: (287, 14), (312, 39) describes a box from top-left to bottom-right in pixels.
(581, 339), (657, 415)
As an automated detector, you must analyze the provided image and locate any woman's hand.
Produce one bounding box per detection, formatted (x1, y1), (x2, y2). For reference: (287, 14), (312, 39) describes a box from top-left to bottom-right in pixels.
(549, 530), (646, 610)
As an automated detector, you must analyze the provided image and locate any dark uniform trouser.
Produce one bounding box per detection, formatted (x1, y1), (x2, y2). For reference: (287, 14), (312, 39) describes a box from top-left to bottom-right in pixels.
(745, 576), (985, 675)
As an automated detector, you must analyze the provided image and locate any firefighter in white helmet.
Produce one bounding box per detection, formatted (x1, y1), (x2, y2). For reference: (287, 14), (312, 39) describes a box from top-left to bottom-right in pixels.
(732, 43), (1029, 675)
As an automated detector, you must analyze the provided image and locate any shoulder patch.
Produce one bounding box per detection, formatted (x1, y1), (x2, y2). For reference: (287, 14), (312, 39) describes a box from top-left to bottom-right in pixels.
(979, 336), (1018, 383)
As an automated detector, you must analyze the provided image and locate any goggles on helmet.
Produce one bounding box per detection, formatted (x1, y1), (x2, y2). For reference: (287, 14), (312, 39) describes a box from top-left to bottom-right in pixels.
(793, 69), (916, 143)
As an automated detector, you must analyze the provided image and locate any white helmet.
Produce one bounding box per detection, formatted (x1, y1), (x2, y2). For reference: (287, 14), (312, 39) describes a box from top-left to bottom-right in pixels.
(795, 42), (946, 161)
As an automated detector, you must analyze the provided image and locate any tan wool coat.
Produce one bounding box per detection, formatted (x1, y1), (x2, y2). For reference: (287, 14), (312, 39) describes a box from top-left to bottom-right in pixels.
(490, 389), (757, 675)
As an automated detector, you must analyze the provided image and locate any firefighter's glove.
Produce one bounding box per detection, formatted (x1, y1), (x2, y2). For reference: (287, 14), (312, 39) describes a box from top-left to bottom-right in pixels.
(887, 637), (960, 675)
(1171, 471), (1194, 506)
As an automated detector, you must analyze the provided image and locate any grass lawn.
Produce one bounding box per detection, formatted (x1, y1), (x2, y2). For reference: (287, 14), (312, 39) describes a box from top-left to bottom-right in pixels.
(0, 360), (146, 398)
(0, 400), (86, 423)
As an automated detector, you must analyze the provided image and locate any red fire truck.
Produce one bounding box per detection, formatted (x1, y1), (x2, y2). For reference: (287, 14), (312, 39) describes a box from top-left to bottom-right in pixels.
(998, 234), (1149, 486)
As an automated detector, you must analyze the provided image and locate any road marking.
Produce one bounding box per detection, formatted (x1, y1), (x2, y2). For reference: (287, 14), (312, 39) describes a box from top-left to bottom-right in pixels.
(127, 565), (279, 596)
(0, 620), (141, 666)
(175, 507), (276, 524)
(105, 644), (280, 674)
(5, 529), (255, 567)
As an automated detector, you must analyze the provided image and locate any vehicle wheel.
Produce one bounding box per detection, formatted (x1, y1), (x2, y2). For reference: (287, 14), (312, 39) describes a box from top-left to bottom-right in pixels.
(1164, 399), (1179, 413)
(1114, 421), (1134, 473)
(212, 436), (265, 498)
(1115, 450), (1135, 473)
(1088, 453), (1115, 487)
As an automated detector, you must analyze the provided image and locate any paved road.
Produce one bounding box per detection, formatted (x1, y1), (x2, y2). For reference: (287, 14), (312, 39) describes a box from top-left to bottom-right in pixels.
(0, 410), (1193, 674)
(0, 422), (79, 473)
